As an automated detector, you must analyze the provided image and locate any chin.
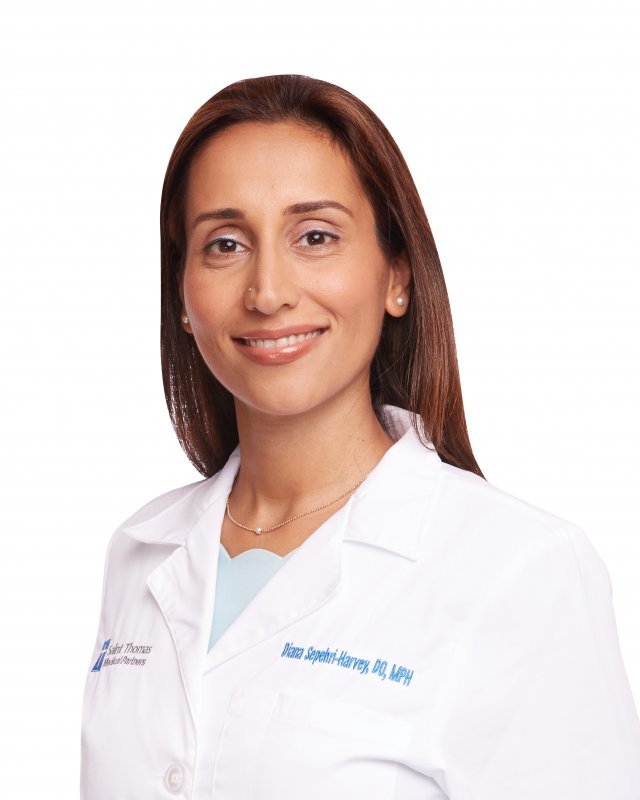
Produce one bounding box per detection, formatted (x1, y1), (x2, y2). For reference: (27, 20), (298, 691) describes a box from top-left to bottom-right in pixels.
(236, 391), (332, 420)
(217, 364), (372, 421)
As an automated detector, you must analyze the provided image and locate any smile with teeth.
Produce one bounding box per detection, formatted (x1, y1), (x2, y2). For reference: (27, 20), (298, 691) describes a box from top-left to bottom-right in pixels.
(240, 330), (324, 349)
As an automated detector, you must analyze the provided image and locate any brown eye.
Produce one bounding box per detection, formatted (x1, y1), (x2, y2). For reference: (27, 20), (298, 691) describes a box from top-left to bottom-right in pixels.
(204, 237), (246, 255)
(300, 230), (338, 247)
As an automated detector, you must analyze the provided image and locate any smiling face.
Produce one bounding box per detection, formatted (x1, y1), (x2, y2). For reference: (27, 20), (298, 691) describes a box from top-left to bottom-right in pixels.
(179, 120), (409, 420)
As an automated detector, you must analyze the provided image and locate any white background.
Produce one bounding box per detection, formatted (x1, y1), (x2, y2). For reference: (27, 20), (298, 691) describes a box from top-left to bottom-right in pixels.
(1, 0), (638, 794)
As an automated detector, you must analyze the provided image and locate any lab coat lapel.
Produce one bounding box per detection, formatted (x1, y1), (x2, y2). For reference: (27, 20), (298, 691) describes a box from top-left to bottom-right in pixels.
(128, 451), (241, 724)
(205, 500), (347, 672)
(145, 497), (225, 723)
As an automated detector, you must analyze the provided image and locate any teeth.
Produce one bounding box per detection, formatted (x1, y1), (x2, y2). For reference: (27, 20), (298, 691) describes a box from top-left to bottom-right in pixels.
(242, 330), (323, 348)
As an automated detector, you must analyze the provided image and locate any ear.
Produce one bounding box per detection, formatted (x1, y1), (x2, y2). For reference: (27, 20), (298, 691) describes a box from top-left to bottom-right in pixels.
(177, 268), (192, 333)
(384, 250), (411, 318)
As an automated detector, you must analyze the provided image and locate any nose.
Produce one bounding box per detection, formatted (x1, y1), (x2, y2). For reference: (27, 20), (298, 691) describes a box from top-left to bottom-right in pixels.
(244, 239), (300, 314)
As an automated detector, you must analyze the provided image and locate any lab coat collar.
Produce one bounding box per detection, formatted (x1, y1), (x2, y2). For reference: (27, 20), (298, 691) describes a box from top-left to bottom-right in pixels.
(119, 405), (442, 561)
(344, 405), (442, 560)
(120, 447), (241, 545)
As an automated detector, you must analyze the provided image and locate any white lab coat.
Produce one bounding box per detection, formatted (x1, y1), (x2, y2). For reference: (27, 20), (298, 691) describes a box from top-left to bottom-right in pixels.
(80, 406), (640, 799)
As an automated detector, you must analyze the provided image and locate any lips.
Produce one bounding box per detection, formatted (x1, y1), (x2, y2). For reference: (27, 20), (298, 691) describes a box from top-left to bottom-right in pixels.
(232, 326), (327, 364)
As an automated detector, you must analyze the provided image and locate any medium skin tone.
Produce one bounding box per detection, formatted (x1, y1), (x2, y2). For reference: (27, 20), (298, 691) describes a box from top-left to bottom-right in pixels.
(179, 120), (410, 556)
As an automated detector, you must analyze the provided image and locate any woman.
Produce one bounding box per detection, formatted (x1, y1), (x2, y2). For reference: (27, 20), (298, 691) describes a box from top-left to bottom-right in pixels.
(81, 75), (640, 799)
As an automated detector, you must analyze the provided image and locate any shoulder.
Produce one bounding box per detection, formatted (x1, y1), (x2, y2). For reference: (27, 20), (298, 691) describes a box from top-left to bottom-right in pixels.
(427, 459), (609, 597)
(437, 459), (584, 543)
(352, 422), (601, 575)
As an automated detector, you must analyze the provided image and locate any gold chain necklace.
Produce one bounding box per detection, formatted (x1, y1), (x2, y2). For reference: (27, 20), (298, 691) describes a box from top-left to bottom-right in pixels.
(225, 472), (370, 535)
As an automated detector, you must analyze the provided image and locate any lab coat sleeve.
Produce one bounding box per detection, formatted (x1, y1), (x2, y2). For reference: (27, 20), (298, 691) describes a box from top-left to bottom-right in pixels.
(434, 523), (640, 800)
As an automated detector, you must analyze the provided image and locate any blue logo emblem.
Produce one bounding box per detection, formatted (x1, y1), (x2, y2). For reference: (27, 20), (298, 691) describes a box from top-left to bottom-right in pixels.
(91, 639), (111, 672)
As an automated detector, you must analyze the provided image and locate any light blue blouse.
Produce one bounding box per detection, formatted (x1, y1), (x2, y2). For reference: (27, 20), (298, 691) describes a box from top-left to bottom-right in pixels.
(208, 543), (298, 651)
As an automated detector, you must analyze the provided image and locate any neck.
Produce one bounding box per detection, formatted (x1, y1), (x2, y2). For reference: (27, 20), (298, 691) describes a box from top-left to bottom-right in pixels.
(231, 391), (394, 518)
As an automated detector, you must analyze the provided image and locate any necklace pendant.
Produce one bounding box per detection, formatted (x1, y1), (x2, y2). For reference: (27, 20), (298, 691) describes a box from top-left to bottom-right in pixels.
(254, 527), (263, 534)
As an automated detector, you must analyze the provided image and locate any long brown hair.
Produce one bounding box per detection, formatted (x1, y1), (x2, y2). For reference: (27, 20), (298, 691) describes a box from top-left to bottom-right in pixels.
(160, 74), (484, 480)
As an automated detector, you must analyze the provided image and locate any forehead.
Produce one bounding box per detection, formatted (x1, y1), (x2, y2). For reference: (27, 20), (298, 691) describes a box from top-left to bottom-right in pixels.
(184, 120), (369, 221)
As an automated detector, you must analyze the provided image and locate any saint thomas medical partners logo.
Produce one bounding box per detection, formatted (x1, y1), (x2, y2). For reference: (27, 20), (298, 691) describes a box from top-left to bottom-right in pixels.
(90, 637), (153, 672)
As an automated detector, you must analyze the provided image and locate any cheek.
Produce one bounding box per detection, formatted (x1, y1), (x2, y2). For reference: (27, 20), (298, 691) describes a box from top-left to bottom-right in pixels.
(183, 271), (228, 329)
(327, 261), (390, 332)
(182, 294), (231, 373)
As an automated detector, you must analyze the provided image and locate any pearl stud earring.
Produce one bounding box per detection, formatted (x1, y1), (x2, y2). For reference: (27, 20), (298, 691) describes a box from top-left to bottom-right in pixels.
(396, 296), (405, 306)
(182, 314), (189, 324)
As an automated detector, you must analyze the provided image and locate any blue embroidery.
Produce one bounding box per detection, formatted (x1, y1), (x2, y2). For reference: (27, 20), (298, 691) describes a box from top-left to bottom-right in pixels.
(280, 641), (414, 686)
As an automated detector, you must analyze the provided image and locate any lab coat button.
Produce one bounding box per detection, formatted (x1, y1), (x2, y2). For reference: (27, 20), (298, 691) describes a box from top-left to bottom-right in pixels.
(163, 764), (185, 793)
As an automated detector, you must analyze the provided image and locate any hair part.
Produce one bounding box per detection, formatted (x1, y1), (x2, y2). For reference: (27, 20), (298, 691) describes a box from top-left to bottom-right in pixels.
(160, 74), (484, 479)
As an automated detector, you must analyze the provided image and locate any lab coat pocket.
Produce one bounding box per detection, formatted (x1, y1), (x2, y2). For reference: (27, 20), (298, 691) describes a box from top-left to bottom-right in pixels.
(212, 686), (412, 799)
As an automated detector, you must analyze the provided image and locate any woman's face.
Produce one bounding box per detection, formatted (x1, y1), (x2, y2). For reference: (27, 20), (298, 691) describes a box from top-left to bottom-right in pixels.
(180, 120), (409, 419)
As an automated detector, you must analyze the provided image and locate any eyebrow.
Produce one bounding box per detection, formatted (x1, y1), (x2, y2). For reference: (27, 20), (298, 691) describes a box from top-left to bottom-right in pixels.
(191, 200), (354, 231)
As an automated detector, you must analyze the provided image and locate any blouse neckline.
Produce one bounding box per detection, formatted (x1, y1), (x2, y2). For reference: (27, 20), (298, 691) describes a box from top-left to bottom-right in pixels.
(219, 542), (299, 561)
